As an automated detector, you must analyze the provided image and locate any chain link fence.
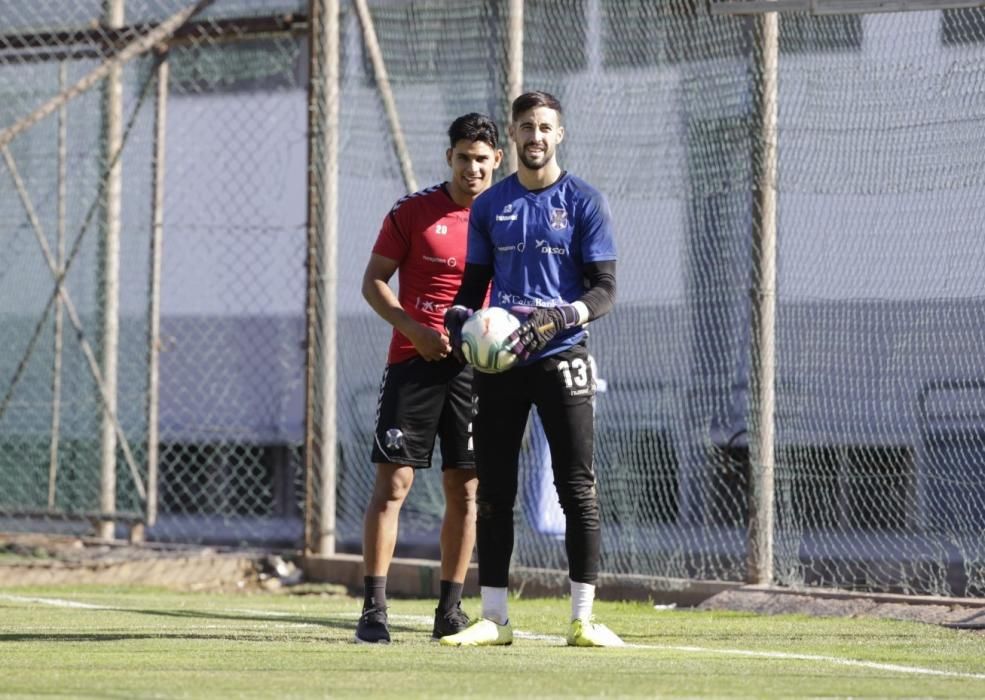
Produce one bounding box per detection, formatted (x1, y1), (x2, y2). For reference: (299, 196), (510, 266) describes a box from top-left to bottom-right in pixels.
(3, 0), (985, 598)
(308, 0), (985, 597)
(0, 0), (309, 545)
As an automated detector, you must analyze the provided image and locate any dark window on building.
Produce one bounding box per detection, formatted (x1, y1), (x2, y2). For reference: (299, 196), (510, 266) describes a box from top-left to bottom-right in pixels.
(362, 2), (504, 84)
(603, 0), (753, 68)
(525, 0), (588, 74)
(169, 38), (303, 95)
(597, 428), (680, 525)
(602, 2), (861, 69)
(781, 445), (913, 532)
(941, 8), (985, 46)
(779, 13), (863, 53)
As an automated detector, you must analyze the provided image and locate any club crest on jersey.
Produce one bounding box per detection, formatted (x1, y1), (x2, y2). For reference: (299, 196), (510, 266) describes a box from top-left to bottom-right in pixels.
(549, 208), (568, 230)
(385, 428), (403, 450)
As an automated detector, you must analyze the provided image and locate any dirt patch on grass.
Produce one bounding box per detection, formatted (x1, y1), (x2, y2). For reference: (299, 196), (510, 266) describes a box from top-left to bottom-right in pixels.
(0, 533), (323, 593)
(700, 588), (985, 631)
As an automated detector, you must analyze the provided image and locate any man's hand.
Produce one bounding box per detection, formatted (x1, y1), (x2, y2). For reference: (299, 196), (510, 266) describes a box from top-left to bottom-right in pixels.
(505, 304), (582, 360)
(407, 324), (452, 361)
(443, 305), (473, 363)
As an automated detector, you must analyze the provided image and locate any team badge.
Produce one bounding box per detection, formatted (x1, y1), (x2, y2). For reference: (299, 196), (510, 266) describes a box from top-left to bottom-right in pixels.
(549, 208), (568, 230)
(385, 428), (403, 450)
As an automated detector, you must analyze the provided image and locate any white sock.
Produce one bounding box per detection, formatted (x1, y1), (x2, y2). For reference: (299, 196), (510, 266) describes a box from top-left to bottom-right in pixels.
(570, 579), (595, 622)
(481, 586), (509, 625)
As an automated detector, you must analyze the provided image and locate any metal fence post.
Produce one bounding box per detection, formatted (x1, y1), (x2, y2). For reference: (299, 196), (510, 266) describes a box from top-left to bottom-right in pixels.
(748, 7), (779, 586)
(98, 0), (125, 540)
(304, 0), (340, 557)
(146, 52), (169, 531)
(505, 0), (523, 174)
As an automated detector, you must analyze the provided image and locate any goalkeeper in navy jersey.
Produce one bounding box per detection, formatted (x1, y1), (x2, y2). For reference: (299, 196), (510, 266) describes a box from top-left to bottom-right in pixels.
(442, 91), (622, 648)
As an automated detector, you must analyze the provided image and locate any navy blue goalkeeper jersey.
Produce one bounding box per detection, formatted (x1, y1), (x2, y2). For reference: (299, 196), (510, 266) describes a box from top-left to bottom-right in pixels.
(467, 171), (617, 362)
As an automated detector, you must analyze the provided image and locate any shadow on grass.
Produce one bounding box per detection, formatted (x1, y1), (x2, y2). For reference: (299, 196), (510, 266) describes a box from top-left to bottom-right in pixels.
(0, 607), (427, 642)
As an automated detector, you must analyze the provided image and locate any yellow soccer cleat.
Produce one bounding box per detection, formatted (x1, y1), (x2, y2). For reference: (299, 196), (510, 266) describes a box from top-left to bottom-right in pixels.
(567, 618), (625, 647)
(439, 618), (513, 647)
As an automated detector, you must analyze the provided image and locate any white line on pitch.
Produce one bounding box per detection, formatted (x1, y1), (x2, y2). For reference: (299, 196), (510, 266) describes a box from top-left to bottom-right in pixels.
(382, 613), (985, 680)
(5, 595), (983, 680)
(628, 644), (985, 681)
(228, 608), (297, 617)
(0, 593), (109, 609)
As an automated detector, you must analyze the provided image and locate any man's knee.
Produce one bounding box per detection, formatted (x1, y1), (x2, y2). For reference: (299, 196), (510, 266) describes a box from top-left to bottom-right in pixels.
(443, 469), (478, 514)
(372, 464), (414, 504)
(476, 491), (514, 521)
(557, 478), (600, 521)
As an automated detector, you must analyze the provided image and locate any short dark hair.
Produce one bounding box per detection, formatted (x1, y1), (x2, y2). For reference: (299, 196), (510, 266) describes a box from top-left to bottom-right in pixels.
(511, 91), (563, 122)
(447, 113), (499, 149)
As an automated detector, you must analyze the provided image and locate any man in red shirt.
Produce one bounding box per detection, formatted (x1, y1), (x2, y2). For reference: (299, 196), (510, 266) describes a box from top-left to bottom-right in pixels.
(356, 113), (502, 644)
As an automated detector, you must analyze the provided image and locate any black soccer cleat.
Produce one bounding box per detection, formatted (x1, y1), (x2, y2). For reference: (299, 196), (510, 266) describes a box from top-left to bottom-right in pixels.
(355, 605), (391, 644)
(432, 602), (471, 640)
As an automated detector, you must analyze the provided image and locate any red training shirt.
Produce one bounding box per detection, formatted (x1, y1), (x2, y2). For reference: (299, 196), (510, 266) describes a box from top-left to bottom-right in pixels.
(372, 183), (474, 364)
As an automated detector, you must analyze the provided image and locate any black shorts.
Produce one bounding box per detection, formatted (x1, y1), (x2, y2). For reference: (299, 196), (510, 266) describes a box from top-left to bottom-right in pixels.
(472, 342), (596, 480)
(370, 356), (476, 470)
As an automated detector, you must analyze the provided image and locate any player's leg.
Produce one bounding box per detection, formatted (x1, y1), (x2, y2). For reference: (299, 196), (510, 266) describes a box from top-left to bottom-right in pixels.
(439, 468), (477, 582)
(431, 468), (476, 638)
(362, 463), (416, 579)
(536, 345), (600, 589)
(536, 344), (623, 647)
(357, 358), (445, 644)
(357, 462), (414, 643)
(440, 366), (529, 647)
(432, 360), (478, 639)
(473, 367), (529, 601)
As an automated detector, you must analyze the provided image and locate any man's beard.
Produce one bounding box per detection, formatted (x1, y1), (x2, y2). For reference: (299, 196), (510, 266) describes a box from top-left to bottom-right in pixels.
(518, 145), (551, 170)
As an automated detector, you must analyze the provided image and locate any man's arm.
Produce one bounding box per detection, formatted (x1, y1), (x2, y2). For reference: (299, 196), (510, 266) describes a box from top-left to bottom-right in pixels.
(362, 253), (451, 361)
(451, 262), (494, 310)
(576, 260), (617, 322)
(443, 262), (494, 362)
(506, 260), (617, 360)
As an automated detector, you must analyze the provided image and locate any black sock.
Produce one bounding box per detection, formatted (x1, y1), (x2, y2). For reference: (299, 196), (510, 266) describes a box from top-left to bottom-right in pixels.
(364, 576), (387, 611)
(437, 580), (464, 613)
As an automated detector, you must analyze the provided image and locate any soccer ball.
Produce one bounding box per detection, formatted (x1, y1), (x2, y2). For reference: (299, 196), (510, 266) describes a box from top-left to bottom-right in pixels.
(460, 307), (521, 374)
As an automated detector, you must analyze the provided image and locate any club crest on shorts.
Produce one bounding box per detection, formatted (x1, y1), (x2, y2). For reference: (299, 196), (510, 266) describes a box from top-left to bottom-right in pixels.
(385, 428), (403, 450)
(549, 208), (568, 230)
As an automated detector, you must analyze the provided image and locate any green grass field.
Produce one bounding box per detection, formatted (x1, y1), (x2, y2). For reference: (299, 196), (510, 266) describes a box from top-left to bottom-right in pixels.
(1, 585), (984, 698)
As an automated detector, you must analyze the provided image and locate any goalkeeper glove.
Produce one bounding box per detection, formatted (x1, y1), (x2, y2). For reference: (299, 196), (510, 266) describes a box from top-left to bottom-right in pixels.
(506, 304), (582, 361)
(443, 305), (473, 363)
